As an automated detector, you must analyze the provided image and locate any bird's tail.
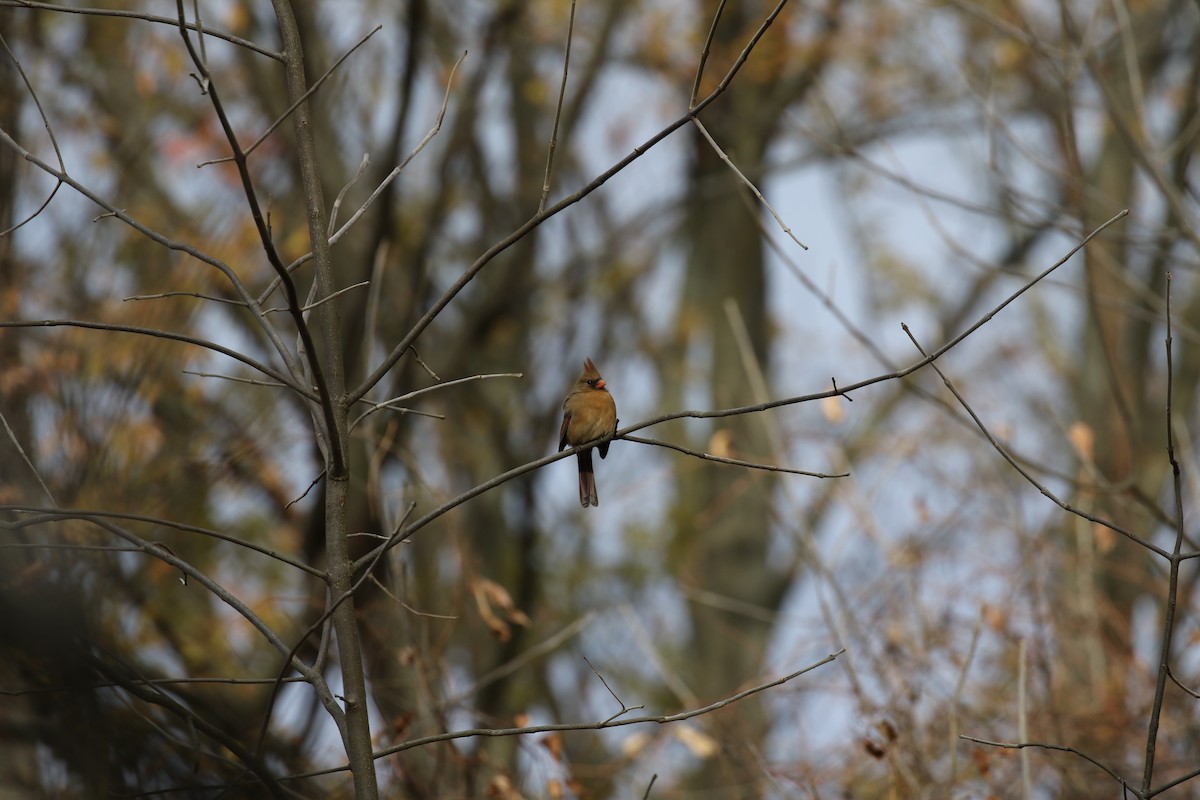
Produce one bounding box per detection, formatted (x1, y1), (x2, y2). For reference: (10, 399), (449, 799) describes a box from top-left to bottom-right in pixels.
(576, 449), (598, 507)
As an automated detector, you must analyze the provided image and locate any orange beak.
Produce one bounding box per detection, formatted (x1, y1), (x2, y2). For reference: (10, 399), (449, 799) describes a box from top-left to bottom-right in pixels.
(595, 379), (606, 389)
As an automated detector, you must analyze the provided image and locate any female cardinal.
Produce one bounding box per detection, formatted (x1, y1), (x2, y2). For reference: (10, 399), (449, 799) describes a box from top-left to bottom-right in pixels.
(559, 358), (618, 507)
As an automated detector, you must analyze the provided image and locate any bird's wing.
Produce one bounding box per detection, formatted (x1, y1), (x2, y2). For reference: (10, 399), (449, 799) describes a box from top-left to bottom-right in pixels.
(558, 409), (572, 451)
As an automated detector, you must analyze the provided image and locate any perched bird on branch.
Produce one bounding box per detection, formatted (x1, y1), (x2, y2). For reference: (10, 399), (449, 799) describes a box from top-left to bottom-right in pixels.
(559, 358), (618, 508)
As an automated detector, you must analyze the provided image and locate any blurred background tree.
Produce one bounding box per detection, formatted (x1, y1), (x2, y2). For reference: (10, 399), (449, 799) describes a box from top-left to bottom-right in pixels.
(1, 0), (1199, 798)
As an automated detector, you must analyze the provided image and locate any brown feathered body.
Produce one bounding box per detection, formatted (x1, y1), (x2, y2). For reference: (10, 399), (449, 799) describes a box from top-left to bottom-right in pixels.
(559, 358), (618, 507)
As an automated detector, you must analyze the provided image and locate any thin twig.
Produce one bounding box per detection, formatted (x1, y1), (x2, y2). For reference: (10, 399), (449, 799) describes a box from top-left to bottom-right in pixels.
(352, 446), (584, 569)
(1152, 762), (1200, 796)
(692, 117), (808, 250)
(181, 370), (289, 389)
(189, 0), (206, 68)
(2, 507), (325, 578)
(960, 736), (1133, 792)
(0, 412), (56, 506)
(362, 242), (388, 387)
(583, 656), (644, 724)
(0, 542), (141, 553)
(0, 318), (312, 398)
(89, 653), (288, 799)
(901, 323), (1167, 559)
(264, 281), (369, 315)
(410, 348), (440, 381)
(326, 49), (462, 244)
(124, 290), (248, 307)
(369, 406), (444, 421)
(947, 609), (982, 789)
(329, 154), (371, 236)
(0, 118), (308, 395)
(338, 650), (842, 772)
(46, 515), (345, 735)
(1018, 638), (1031, 800)
(251, 490), (415, 758)
(199, 26), (383, 166)
(1143, 271), (1186, 796)
(350, 372), (523, 431)
(0, 673), (309, 696)
(259, 51), (467, 306)
(623, 434), (846, 478)
(690, 0), (729, 107)
(538, 0), (576, 213)
(136, 651), (843, 795)
(0, 30), (64, 236)
(1166, 666), (1200, 700)
(387, 500), (417, 540)
(368, 574), (457, 619)
(284, 470), (325, 510)
(0, 0), (283, 59)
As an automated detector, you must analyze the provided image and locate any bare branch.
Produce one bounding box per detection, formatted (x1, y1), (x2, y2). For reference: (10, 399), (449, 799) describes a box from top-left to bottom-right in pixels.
(900, 323), (1167, 558)
(623, 434), (846, 478)
(1166, 666), (1200, 700)
(89, 653), (289, 800)
(199, 26), (383, 167)
(298, 650), (844, 781)
(692, 117), (808, 250)
(960, 736), (1133, 792)
(610, 211), (1129, 432)
(250, 476), (407, 761)
(329, 154), (371, 236)
(0, 673), (310, 697)
(0, 412), (56, 507)
(1142, 272), (1186, 795)
(2, 506), (325, 578)
(690, 0), (729, 107)
(181, 370), (290, 389)
(174, 0), (343, 476)
(0, 128), (307, 383)
(124, 290), (248, 307)
(330, 49), (465, 243)
(385, 649), (843, 751)
(0, 0), (284, 59)
(260, 50), (467, 306)
(350, 372), (523, 431)
(0, 318), (313, 398)
(351, 0), (794, 405)
(947, 612), (983, 787)
(285, 470), (326, 510)
(538, 0), (576, 213)
(367, 574), (457, 620)
(1153, 762), (1200, 796)
(347, 210), (1128, 572)
(583, 655), (644, 724)
(264, 281), (370, 315)
(0, 30), (64, 237)
(2, 513), (347, 737)
(410, 347), (440, 381)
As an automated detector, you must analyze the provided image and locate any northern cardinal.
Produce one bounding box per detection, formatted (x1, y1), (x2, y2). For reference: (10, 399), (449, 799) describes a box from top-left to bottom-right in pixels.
(559, 358), (618, 507)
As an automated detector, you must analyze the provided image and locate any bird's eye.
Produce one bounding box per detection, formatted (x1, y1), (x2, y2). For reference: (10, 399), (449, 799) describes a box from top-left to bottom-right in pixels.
(587, 379), (597, 387)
